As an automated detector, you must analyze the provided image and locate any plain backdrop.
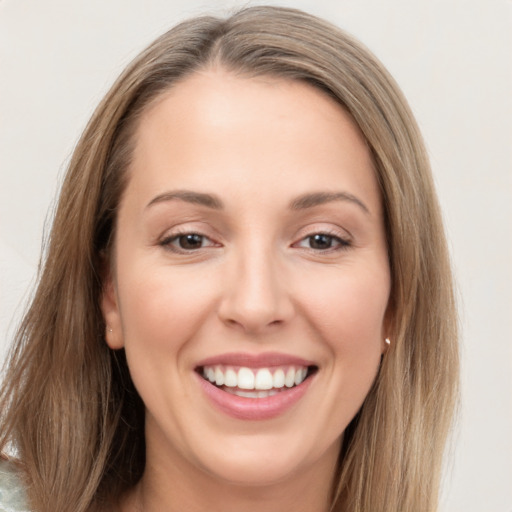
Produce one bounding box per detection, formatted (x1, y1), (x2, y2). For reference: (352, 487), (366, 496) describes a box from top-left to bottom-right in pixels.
(1, 1), (511, 510)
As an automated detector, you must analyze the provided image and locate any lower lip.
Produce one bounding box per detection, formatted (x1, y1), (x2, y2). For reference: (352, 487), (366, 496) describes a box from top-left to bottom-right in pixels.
(196, 372), (314, 421)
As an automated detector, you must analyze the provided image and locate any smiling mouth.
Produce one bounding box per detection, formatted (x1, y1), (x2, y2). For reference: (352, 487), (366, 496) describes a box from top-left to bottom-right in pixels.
(197, 365), (318, 398)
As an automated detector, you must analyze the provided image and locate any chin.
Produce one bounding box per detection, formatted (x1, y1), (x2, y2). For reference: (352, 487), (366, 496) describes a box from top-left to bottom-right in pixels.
(190, 429), (340, 489)
(201, 450), (307, 487)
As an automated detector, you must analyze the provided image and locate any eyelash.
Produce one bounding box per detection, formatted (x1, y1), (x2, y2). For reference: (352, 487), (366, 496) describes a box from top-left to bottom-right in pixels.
(159, 230), (218, 253)
(158, 229), (351, 254)
(293, 231), (351, 252)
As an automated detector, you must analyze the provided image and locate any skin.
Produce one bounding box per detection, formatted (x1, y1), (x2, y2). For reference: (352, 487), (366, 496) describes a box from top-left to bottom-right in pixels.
(101, 68), (391, 512)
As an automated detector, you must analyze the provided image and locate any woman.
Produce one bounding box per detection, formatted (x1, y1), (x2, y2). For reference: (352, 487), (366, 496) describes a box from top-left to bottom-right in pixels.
(0, 6), (458, 512)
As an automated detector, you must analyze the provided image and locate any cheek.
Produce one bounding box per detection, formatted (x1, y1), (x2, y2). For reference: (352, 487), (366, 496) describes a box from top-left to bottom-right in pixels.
(116, 260), (220, 353)
(299, 266), (389, 351)
(300, 268), (388, 434)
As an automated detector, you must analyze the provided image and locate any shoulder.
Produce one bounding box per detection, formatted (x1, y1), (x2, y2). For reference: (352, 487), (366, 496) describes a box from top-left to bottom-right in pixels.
(0, 458), (31, 512)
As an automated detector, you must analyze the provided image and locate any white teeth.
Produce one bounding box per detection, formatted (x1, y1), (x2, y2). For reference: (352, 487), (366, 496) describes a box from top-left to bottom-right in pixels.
(254, 368), (273, 390)
(273, 368), (285, 388)
(201, 364), (311, 392)
(224, 388), (280, 398)
(224, 368), (237, 387)
(214, 367), (224, 386)
(235, 390), (257, 398)
(285, 367), (296, 388)
(294, 367), (307, 386)
(258, 389), (279, 398)
(238, 367), (255, 390)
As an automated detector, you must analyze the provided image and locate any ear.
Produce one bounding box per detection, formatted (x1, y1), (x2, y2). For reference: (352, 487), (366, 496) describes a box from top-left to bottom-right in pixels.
(381, 300), (395, 354)
(100, 263), (124, 350)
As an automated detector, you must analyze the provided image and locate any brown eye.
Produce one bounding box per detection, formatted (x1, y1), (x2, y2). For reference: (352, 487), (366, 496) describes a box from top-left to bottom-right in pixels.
(308, 234), (335, 250)
(176, 234), (204, 250)
(160, 232), (216, 252)
(295, 233), (350, 251)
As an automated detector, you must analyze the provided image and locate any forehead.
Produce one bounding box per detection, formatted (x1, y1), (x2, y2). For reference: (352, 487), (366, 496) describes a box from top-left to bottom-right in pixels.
(125, 68), (380, 213)
(138, 69), (366, 150)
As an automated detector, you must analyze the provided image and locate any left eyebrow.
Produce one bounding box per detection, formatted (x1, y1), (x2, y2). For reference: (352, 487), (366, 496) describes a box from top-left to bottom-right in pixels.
(145, 189), (224, 210)
(289, 191), (370, 214)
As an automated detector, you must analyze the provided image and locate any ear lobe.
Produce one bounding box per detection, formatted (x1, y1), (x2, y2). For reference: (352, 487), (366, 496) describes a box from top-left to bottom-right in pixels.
(100, 270), (124, 350)
(381, 301), (395, 354)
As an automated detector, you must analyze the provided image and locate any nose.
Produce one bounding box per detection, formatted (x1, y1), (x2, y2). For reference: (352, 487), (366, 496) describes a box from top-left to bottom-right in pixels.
(217, 246), (295, 334)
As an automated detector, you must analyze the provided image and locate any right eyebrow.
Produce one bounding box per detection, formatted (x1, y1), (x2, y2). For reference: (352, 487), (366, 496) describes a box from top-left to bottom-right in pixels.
(145, 189), (224, 210)
(289, 191), (370, 215)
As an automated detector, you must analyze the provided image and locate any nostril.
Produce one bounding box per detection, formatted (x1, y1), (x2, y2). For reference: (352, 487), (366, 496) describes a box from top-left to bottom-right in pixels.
(217, 274), (295, 333)
(220, 311), (291, 334)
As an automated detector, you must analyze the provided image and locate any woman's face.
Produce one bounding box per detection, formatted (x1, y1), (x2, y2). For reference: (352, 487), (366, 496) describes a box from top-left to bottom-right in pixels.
(102, 70), (391, 489)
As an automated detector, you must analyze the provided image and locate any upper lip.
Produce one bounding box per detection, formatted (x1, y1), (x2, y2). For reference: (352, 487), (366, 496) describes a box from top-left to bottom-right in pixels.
(195, 352), (316, 369)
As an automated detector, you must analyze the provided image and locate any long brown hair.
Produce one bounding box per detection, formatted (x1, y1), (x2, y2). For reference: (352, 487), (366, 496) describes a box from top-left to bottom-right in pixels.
(0, 6), (458, 511)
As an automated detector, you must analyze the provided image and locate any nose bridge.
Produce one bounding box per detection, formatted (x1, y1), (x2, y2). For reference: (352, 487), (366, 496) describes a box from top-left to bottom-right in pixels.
(218, 237), (293, 332)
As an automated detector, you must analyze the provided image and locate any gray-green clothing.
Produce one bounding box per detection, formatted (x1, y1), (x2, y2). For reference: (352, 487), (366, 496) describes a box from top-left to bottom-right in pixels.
(0, 459), (29, 512)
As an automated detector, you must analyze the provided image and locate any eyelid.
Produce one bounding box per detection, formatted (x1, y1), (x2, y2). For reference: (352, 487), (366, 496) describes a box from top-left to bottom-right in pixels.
(291, 225), (353, 252)
(293, 223), (352, 241)
(296, 234), (349, 247)
(163, 233), (215, 246)
(158, 225), (222, 254)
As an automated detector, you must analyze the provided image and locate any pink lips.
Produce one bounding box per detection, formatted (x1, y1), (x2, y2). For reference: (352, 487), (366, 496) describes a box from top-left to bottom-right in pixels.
(196, 351), (315, 368)
(195, 352), (316, 421)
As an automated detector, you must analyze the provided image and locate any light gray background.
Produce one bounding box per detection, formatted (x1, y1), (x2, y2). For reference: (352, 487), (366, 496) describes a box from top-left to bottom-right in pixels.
(1, 1), (511, 510)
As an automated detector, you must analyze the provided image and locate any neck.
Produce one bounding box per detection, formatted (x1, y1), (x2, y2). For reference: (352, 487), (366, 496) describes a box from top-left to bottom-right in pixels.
(120, 430), (339, 512)
(127, 476), (334, 512)
(124, 470), (335, 512)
